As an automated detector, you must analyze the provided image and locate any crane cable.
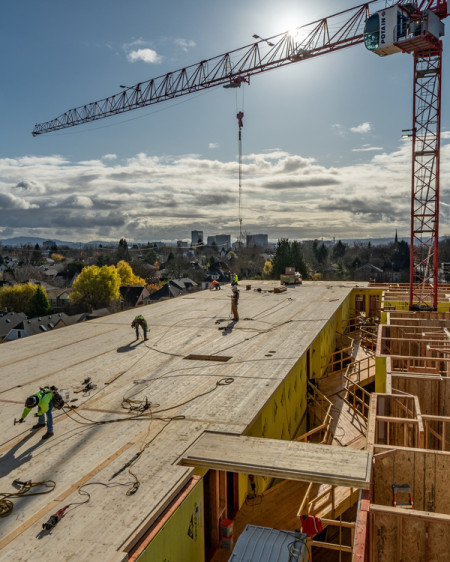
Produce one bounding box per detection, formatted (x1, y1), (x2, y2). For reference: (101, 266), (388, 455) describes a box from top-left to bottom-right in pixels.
(235, 84), (245, 246)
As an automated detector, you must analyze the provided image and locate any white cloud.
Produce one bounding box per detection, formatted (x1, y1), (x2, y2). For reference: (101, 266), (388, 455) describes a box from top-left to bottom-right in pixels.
(102, 154), (117, 161)
(1, 141), (448, 242)
(352, 145), (383, 152)
(209, 143), (219, 149)
(350, 122), (372, 134)
(175, 38), (196, 52)
(127, 48), (162, 64)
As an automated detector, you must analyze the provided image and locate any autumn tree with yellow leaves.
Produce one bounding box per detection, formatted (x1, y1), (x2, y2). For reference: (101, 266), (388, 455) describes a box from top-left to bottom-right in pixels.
(71, 265), (121, 309)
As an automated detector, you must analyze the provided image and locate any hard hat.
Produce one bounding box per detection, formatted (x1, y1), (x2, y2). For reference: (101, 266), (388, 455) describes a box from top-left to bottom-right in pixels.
(25, 395), (38, 408)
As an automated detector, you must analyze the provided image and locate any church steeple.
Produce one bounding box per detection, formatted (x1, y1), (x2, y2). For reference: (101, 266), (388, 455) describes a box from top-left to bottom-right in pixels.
(395, 229), (398, 244)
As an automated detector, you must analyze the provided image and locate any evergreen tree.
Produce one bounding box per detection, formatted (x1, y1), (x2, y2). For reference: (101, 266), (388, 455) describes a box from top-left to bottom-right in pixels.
(116, 238), (130, 262)
(290, 240), (308, 277)
(272, 238), (307, 278)
(31, 243), (43, 265)
(29, 286), (50, 317)
(317, 243), (329, 264)
(271, 239), (291, 277)
(332, 240), (347, 260)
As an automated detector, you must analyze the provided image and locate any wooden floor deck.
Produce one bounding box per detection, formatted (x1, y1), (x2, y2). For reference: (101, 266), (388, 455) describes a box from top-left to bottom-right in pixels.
(0, 280), (362, 561)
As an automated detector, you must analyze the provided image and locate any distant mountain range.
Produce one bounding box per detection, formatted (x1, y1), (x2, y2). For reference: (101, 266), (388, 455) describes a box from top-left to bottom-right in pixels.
(0, 236), (117, 248)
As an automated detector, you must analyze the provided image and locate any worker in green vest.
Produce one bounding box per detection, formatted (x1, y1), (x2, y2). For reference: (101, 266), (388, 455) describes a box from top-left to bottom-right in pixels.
(231, 273), (239, 286)
(17, 387), (56, 440)
(131, 314), (149, 341)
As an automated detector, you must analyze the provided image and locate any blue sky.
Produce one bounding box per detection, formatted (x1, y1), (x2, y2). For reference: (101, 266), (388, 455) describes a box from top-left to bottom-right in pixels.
(1, 0), (449, 243)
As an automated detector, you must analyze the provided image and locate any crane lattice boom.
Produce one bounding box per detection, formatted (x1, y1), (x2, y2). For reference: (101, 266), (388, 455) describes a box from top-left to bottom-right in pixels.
(32, 1), (379, 136)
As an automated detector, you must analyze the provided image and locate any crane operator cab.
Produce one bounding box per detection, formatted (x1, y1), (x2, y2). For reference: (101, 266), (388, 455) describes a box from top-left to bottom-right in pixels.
(364, 4), (444, 56)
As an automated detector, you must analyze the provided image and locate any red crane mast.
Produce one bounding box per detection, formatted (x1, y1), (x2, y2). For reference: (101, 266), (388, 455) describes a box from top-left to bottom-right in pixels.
(32, 1), (448, 309)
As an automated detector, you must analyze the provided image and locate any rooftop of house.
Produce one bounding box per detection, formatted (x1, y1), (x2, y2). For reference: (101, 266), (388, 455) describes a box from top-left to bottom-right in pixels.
(0, 280), (367, 561)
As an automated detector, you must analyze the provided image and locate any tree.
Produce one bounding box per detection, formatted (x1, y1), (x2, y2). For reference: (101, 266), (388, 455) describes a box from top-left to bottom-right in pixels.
(115, 261), (146, 286)
(336, 259), (348, 280)
(141, 247), (158, 265)
(31, 243), (43, 265)
(313, 240), (329, 265)
(116, 238), (130, 262)
(290, 241), (308, 278)
(29, 285), (50, 317)
(271, 239), (291, 277)
(271, 238), (307, 278)
(332, 240), (347, 260)
(391, 240), (410, 271)
(263, 260), (273, 278)
(0, 283), (37, 315)
(70, 265), (121, 309)
(63, 261), (85, 279)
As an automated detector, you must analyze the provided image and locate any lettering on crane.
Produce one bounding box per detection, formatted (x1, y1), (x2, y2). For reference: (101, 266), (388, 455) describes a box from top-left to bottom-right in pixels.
(380, 11), (386, 45)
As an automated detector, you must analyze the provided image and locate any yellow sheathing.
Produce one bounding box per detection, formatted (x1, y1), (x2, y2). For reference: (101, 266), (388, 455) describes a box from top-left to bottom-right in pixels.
(139, 479), (205, 562)
(243, 355), (308, 498)
(375, 355), (387, 393)
(351, 287), (384, 317)
(235, 297), (355, 507)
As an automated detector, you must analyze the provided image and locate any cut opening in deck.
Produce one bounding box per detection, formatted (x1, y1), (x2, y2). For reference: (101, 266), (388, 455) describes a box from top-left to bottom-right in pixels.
(184, 354), (232, 362)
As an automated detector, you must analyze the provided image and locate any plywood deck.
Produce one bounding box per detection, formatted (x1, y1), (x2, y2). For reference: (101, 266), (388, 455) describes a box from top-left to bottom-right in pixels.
(0, 281), (358, 561)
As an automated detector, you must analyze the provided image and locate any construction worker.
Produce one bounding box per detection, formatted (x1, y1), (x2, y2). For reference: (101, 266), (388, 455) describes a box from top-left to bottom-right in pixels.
(231, 286), (239, 321)
(131, 314), (149, 341)
(231, 273), (239, 286)
(209, 280), (221, 290)
(17, 387), (56, 439)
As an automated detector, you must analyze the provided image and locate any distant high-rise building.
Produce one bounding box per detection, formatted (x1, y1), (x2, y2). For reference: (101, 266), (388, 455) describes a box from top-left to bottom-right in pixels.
(207, 234), (231, 250)
(191, 230), (203, 247)
(246, 234), (268, 248)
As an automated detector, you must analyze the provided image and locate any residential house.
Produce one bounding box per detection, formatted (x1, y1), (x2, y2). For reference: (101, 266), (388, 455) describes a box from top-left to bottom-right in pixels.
(148, 278), (198, 302)
(120, 286), (150, 308)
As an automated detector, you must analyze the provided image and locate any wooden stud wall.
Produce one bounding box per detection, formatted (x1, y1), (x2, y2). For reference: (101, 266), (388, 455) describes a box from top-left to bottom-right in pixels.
(372, 446), (450, 514)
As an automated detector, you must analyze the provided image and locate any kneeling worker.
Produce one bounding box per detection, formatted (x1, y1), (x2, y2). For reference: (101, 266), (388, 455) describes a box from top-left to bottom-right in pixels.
(17, 387), (56, 440)
(132, 314), (149, 341)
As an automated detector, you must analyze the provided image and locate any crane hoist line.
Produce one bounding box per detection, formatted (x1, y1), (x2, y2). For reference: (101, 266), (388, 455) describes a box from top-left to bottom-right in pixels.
(32, 0), (449, 311)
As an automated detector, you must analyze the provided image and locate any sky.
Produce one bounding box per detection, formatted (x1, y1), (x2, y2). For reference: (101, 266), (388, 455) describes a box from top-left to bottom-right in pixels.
(1, 0), (449, 244)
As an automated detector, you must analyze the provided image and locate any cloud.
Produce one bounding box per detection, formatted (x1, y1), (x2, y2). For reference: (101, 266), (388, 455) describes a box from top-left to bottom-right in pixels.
(0, 192), (39, 210)
(102, 154), (117, 161)
(1, 141), (449, 242)
(175, 38), (196, 52)
(127, 48), (162, 64)
(352, 145), (383, 152)
(350, 122), (372, 134)
(209, 143), (219, 149)
(14, 180), (45, 194)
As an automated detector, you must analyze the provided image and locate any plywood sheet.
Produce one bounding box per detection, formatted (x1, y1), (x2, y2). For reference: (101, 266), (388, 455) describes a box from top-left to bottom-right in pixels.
(181, 431), (372, 488)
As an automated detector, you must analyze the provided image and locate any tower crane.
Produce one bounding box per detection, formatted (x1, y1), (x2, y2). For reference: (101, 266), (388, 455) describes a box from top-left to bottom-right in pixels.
(32, 1), (448, 310)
